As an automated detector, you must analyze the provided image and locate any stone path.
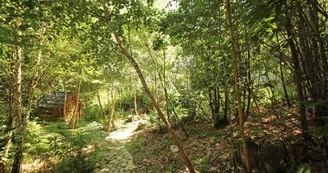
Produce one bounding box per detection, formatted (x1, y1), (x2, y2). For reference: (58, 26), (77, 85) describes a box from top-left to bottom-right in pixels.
(93, 120), (147, 173)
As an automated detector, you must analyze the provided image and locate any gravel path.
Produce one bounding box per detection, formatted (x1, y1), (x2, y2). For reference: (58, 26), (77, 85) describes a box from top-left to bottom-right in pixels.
(93, 120), (146, 173)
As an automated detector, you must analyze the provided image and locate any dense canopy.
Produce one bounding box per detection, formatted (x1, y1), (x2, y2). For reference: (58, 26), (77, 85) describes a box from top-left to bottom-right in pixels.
(1, 0), (328, 172)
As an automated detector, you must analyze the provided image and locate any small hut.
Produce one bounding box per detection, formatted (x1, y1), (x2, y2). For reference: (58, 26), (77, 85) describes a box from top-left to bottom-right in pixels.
(38, 92), (82, 126)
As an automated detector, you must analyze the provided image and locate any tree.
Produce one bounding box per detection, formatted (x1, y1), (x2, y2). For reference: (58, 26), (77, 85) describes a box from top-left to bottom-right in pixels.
(226, 0), (251, 172)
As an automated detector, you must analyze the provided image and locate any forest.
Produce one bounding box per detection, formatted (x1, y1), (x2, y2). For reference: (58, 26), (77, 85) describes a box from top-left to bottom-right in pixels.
(0, 0), (328, 172)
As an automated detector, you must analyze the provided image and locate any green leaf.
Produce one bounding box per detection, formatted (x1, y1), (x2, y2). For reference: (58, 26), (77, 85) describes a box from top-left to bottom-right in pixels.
(297, 163), (311, 173)
(265, 28), (273, 33)
(264, 16), (275, 22)
(0, 48), (3, 56)
(302, 100), (328, 109)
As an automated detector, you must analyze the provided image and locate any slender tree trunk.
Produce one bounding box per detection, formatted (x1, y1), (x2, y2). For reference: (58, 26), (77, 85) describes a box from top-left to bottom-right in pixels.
(163, 50), (170, 121)
(101, 2), (194, 171)
(214, 88), (221, 129)
(107, 89), (116, 132)
(279, 53), (291, 107)
(12, 19), (24, 173)
(63, 91), (67, 118)
(245, 32), (252, 119)
(134, 88), (139, 117)
(226, 0), (251, 172)
(285, 18), (313, 143)
(97, 90), (105, 119)
(107, 88), (115, 128)
(85, 88), (90, 116)
(72, 78), (81, 129)
(155, 72), (161, 129)
(113, 31), (195, 173)
(223, 87), (229, 123)
(208, 89), (215, 121)
(145, 42), (189, 137)
(107, 89), (110, 125)
(276, 34), (291, 106)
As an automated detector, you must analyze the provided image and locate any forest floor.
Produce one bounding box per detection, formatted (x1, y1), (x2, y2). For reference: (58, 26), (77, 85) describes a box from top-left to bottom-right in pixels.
(123, 107), (328, 173)
(19, 105), (328, 173)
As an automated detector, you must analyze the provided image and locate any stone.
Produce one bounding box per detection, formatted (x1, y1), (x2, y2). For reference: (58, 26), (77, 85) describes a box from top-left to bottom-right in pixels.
(110, 159), (119, 165)
(125, 163), (136, 170)
(170, 145), (179, 153)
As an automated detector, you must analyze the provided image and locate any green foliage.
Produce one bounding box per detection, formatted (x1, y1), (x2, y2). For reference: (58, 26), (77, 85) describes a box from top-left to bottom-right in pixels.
(297, 163), (311, 173)
(196, 156), (212, 173)
(54, 145), (100, 173)
(168, 162), (177, 172)
(1, 0), (327, 171)
(23, 120), (107, 172)
(116, 90), (152, 113)
(304, 100), (328, 109)
(83, 104), (104, 122)
(148, 110), (160, 125)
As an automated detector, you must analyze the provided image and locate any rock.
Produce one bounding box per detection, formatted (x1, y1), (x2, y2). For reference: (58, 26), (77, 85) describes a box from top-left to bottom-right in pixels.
(170, 145), (179, 153)
(125, 163), (136, 170)
(123, 153), (133, 159)
(110, 159), (119, 165)
(99, 167), (109, 172)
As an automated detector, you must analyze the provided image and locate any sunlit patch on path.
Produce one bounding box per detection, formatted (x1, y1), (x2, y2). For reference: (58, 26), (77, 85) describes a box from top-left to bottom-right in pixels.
(105, 119), (147, 141)
(93, 119), (147, 173)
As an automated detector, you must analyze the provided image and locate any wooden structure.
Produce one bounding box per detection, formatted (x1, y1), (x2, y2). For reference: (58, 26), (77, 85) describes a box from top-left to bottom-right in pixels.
(38, 92), (82, 125)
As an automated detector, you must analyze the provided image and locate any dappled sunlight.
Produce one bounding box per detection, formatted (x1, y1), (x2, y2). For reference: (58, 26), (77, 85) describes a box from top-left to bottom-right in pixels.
(106, 119), (148, 141)
(106, 130), (134, 140)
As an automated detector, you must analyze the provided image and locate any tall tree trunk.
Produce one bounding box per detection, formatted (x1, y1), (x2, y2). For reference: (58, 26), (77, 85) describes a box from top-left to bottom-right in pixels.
(276, 33), (291, 107)
(145, 42), (189, 137)
(112, 31), (195, 173)
(71, 78), (81, 129)
(214, 88), (221, 129)
(155, 72), (161, 129)
(223, 87), (229, 123)
(134, 88), (139, 117)
(245, 31), (252, 119)
(85, 88), (90, 116)
(279, 53), (291, 107)
(12, 19), (24, 173)
(107, 89), (116, 132)
(285, 17), (313, 143)
(63, 92), (67, 118)
(163, 50), (170, 121)
(97, 90), (105, 119)
(107, 88), (115, 129)
(209, 89), (215, 121)
(102, 2), (194, 171)
(226, 0), (251, 172)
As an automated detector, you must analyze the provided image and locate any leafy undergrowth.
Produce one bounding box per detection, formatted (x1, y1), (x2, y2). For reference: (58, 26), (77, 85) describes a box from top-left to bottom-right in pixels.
(20, 121), (109, 173)
(126, 106), (328, 173)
